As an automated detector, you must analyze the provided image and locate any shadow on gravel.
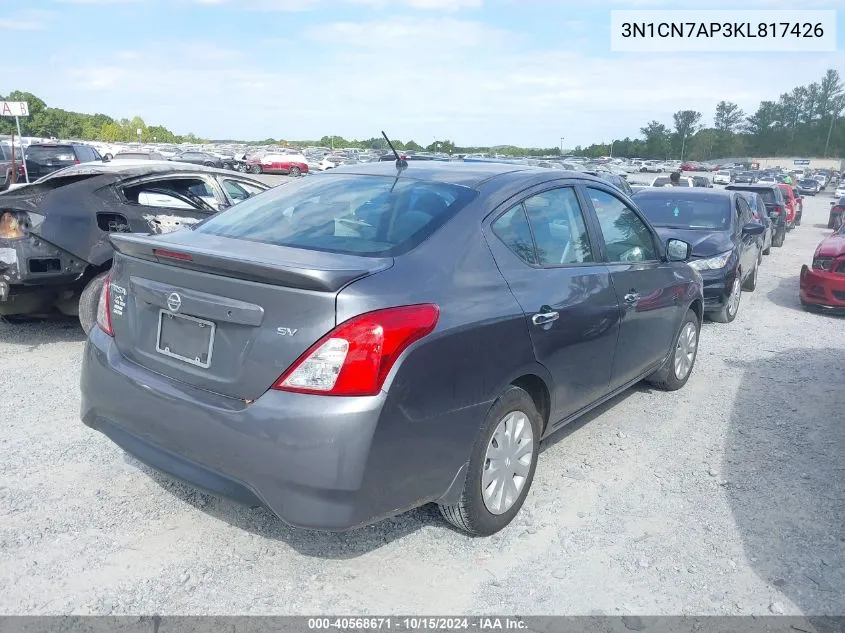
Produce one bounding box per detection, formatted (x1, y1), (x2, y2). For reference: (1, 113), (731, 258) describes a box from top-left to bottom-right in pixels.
(133, 457), (442, 559)
(129, 384), (645, 556)
(766, 276), (805, 313)
(724, 348), (845, 625)
(0, 315), (87, 345)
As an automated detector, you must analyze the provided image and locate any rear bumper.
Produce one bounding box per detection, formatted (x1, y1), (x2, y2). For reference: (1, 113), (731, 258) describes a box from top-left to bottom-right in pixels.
(800, 265), (845, 311)
(80, 327), (469, 531)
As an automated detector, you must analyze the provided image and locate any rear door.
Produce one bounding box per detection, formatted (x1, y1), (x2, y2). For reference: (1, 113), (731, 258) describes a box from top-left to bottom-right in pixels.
(484, 184), (620, 421)
(581, 185), (682, 389)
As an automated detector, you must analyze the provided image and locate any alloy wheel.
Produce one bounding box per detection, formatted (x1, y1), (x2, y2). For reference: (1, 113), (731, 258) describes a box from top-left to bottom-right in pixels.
(727, 277), (741, 317)
(673, 322), (698, 380)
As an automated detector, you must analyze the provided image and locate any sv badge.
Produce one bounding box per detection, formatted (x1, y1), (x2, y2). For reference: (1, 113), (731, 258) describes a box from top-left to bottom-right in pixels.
(276, 327), (298, 336)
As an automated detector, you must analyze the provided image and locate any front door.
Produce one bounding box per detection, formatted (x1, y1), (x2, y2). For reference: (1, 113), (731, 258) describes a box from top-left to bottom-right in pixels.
(485, 185), (621, 423)
(581, 185), (683, 389)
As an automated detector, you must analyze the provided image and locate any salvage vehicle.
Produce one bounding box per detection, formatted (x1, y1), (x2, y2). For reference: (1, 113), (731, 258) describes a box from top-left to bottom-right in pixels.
(632, 188), (763, 323)
(169, 151), (224, 169)
(776, 183), (799, 228)
(1, 145), (26, 192)
(799, 222), (845, 313)
(713, 170), (732, 185)
(80, 161), (703, 536)
(246, 152), (309, 176)
(797, 178), (821, 196)
(0, 161), (270, 332)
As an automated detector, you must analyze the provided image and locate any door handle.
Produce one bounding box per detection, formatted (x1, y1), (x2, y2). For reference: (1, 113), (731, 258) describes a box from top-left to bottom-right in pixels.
(531, 311), (560, 326)
(624, 292), (640, 304)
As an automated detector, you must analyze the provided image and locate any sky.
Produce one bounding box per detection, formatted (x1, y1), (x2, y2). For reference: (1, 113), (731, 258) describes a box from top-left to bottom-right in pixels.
(1, 0), (844, 148)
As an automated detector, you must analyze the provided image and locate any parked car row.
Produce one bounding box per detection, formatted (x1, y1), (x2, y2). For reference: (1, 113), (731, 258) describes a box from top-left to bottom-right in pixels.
(2, 156), (836, 536)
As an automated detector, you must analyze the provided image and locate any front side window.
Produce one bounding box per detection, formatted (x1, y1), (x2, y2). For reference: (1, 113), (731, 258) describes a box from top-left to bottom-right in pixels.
(587, 187), (658, 262)
(522, 188), (593, 266)
(194, 174), (477, 257)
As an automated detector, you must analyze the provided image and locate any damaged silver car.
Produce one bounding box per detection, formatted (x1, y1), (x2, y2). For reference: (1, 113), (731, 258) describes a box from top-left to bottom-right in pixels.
(0, 161), (270, 333)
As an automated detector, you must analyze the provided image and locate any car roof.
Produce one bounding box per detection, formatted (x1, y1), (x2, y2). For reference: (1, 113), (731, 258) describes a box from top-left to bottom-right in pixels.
(41, 160), (235, 178)
(635, 187), (732, 198)
(321, 160), (582, 188)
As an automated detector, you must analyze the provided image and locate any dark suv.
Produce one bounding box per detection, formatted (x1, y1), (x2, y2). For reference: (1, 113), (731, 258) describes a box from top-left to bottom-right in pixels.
(724, 183), (788, 247)
(24, 143), (103, 180)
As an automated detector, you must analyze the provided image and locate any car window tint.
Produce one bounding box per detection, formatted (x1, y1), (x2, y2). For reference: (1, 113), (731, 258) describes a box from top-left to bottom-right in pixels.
(586, 187), (657, 263)
(522, 188), (593, 265)
(491, 204), (537, 265)
(122, 178), (212, 210)
(194, 174), (477, 257)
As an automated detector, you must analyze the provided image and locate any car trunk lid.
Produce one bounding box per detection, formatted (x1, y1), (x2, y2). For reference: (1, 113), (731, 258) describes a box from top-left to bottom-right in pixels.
(107, 231), (393, 400)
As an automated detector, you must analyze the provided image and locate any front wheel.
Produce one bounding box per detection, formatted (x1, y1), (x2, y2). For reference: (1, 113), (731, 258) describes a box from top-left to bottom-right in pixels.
(646, 309), (700, 391)
(78, 271), (109, 335)
(438, 386), (541, 536)
(710, 275), (741, 323)
(250, 165), (262, 174)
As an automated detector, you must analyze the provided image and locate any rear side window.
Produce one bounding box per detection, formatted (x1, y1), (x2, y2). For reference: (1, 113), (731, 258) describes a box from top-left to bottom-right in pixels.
(492, 205), (537, 265)
(194, 174), (477, 257)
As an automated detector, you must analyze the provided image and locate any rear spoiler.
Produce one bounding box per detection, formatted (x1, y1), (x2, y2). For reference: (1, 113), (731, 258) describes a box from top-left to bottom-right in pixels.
(110, 232), (393, 293)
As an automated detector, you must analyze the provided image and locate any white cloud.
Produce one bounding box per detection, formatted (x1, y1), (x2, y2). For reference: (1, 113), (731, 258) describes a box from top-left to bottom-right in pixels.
(7, 11), (845, 147)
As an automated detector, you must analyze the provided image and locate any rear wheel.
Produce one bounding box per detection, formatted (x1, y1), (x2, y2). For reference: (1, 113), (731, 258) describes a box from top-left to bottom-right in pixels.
(646, 309), (700, 391)
(438, 386), (541, 536)
(773, 229), (785, 247)
(289, 166), (301, 177)
(78, 272), (108, 335)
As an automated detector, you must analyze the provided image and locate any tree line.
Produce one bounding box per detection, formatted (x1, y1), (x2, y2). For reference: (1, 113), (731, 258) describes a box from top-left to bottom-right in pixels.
(574, 69), (845, 161)
(3, 70), (843, 160)
(0, 91), (202, 144)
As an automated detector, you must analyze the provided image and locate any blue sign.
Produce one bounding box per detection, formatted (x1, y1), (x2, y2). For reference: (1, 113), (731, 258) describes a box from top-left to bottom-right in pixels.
(794, 159), (810, 165)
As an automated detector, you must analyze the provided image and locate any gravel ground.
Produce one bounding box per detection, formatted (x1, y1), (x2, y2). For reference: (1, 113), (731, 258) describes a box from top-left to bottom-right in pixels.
(0, 180), (843, 617)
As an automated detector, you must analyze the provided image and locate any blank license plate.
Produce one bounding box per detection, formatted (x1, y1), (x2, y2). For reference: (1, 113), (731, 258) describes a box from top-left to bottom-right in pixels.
(156, 310), (215, 368)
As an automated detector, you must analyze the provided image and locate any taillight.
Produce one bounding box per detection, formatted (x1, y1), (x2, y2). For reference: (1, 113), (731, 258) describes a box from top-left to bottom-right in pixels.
(772, 205), (783, 214)
(272, 304), (440, 396)
(96, 274), (114, 336)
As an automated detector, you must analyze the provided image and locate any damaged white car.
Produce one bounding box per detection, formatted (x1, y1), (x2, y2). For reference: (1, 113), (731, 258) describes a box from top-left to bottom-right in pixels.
(0, 161), (270, 333)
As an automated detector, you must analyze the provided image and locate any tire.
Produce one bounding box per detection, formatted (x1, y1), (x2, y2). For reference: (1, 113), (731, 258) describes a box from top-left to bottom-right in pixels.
(829, 216), (836, 229)
(742, 261), (758, 291)
(78, 272), (108, 335)
(289, 166), (301, 177)
(773, 229), (785, 247)
(646, 309), (700, 391)
(250, 165), (262, 174)
(438, 386), (541, 536)
(710, 274), (741, 323)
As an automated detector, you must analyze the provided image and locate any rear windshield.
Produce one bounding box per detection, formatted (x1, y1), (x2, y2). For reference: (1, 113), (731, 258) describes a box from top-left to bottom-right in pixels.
(194, 174), (478, 257)
(729, 187), (781, 204)
(25, 145), (76, 162)
(633, 192), (731, 230)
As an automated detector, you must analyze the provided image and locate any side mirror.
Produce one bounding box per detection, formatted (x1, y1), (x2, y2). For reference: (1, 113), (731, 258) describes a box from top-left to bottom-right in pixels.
(666, 238), (691, 262)
(743, 222), (765, 236)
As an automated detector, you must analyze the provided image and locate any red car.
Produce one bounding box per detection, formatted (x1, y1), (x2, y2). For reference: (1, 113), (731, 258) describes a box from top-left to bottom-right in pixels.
(776, 183), (798, 227)
(799, 224), (845, 312)
(246, 152), (309, 176)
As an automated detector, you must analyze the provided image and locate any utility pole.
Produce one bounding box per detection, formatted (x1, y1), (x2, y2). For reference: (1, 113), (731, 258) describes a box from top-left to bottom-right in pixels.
(823, 109), (838, 157)
(610, 140), (615, 157)
(560, 137), (565, 155)
(10, 130), (15, 185)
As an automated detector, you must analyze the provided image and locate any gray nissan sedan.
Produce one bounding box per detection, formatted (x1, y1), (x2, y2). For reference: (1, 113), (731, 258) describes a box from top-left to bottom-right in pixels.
(80, 161), (703, 535)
